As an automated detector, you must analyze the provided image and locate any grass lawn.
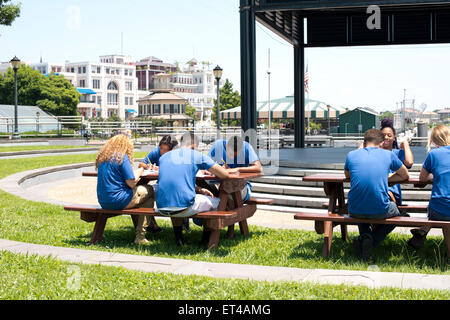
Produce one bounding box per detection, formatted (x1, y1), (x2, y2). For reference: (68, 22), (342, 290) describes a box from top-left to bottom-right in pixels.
(0, 250), (448, 300)
(0, 145), (93, 153)
(0, 153), (449, 277)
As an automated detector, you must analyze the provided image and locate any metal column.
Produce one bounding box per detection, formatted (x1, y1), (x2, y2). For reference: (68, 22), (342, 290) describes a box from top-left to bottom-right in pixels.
(294, 22), (305, 148)
(240, 0), (257, 134)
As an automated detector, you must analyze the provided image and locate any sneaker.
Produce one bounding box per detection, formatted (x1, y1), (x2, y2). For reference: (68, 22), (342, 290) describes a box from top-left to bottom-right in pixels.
(399, 208), (410, 217)
(407, 229), (427, 250)
(134, 238), (149, 245)
(360, 234), (375, 263)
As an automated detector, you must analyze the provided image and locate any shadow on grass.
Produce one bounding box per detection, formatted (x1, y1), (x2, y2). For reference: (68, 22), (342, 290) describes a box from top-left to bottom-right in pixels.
(63, 223), (259, 259)
(290, 231), (449, 272)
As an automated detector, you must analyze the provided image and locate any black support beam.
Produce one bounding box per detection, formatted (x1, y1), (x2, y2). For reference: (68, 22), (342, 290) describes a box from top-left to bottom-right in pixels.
(240, 0), (258, 134)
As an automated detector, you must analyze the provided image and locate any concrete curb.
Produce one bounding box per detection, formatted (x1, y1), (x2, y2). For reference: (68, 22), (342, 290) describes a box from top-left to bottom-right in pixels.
(0, 147), (100, 157)
(0, 239), (448, 290)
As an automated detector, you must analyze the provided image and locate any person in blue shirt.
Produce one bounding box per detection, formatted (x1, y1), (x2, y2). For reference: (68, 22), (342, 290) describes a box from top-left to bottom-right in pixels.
(380, 118), (414, 207)
(95, 134), (154, 245)
(408, 125), (450, 250)
(207, 135), (262, 203)
(138, 135), (179, 232)
(345, 129), (410, 262)
(156, 132), (229, 246)
(138, 135), (178, 169)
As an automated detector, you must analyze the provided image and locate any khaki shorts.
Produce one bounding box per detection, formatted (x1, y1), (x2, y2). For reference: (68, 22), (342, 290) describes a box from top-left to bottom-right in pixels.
(125, 185), (155, 209)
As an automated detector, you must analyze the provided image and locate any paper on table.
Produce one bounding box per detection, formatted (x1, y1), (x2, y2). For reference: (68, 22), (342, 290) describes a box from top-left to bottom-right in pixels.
(141, 169), (158, 176)
(196, 170), (206, 178)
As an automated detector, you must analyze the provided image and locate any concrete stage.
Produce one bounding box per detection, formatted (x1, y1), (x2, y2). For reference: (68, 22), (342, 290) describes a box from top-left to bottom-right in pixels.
(259, 146), (429, 165)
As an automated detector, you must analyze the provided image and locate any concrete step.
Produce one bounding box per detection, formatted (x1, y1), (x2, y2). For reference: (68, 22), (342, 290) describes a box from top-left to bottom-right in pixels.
(252, 175), (432, 191)
(251, 182), (431, 201)
(276, 161), (423, 172)
(251, 191), (431, 209)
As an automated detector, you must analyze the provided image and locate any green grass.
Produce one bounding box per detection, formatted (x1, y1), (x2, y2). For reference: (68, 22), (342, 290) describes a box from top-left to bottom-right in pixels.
(0, 145), (93, 153)
(0, 153), (448, 276)
(0, 250), (448, 300)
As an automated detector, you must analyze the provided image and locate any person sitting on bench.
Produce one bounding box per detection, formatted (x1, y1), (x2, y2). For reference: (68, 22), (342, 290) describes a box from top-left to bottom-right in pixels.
(344, 129), (410, 262)
(95, 134), (154, 245)
(207, 135), (262, 203)
(155, 132), (229, 246)
(408, 125), (450, 250)
(137, 135), (179, 233)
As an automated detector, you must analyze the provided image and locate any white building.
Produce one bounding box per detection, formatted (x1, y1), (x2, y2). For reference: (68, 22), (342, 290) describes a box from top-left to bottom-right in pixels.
(31, 55), (138, 120)
(169, 59), (220, 126)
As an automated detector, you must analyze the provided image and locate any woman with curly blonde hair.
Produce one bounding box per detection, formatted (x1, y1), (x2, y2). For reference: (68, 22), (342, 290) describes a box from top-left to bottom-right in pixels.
(408, 125), (450, 250)
(96, 134), (155, 245)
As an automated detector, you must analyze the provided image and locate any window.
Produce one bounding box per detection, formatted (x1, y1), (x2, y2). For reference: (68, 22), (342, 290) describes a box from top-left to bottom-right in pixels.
(107, 82), (118, 91)
(79, 80), (86, 88)
(169, 104), (175, 113)
(97, 96), (102, 104)
(83, 66), (86, 73)
(107, 93), (118, 105)
(93, 79), (101, 89)
(106, 68), (110, 74)
(153, 104), (161, 114)
(125, 81), (133, 91)
(164, 104), (170, 114)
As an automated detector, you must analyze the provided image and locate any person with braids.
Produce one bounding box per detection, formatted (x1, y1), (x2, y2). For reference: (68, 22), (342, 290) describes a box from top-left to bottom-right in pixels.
(95, 134), (154, 245)
(380, 118), (414, 208)
(139, 135), (178, 170)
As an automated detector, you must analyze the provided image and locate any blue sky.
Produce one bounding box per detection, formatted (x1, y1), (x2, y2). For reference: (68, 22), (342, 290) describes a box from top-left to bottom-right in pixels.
(1, 0), (450, 112)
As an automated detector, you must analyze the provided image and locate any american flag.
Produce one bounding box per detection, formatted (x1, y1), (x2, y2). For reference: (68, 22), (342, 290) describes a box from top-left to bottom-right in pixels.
(304, 64), (309, 94)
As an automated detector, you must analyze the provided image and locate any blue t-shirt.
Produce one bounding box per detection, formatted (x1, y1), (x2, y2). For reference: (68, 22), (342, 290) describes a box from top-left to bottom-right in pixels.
(97, 154), (136, 210)
(208, 139), (259, 199)
(389, 149), (406, 205)
(344, 147), (403, 216)
(156, 148), (216, 209)
(423, 146), (450, 216)
(143, 147), (162, 166)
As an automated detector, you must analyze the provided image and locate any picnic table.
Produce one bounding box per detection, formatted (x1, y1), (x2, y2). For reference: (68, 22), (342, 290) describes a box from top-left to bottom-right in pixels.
(296, 174), (450, 258)
(76, 169), (266, 248)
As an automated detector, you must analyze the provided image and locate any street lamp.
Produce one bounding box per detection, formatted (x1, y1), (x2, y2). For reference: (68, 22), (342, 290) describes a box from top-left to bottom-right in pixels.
(213, 65), (223, 140)
(36, 111), (40, 135)
(10, 56), (21, 140)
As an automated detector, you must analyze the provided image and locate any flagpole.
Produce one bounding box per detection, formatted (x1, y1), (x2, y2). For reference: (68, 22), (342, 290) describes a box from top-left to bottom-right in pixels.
(306, 61), (310, 136)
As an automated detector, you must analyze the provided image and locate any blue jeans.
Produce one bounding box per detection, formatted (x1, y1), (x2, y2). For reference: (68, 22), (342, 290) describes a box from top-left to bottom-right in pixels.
(350, 202), (401, 247)
(428, 207), (450, 221)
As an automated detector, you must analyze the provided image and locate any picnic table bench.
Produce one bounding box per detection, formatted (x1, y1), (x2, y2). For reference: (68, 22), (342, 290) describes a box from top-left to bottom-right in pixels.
(68, 171), (273, 249)
(296, 174), (450, 258)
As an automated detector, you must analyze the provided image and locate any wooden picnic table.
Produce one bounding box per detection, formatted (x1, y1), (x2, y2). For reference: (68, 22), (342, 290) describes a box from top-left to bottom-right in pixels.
(81, 170), (264, 246)
(302, 173), (431, 241)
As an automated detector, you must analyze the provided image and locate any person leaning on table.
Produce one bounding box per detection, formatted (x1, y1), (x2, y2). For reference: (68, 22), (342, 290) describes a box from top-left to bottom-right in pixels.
(408, 125), (450, 251)
(155, 132), (230, 246)
(137, 135), (179, 233)
(95, 134), (154, 245)
(344, 129), (410, 263)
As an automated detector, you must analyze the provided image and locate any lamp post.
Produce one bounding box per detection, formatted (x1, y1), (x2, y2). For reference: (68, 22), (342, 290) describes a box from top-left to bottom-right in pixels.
(36, 111), (40, 136)
(10, 56), (21, 140)
(327, 105), (331, 136)
(213, 65), (223, 140)
(267, 48), (271, 150)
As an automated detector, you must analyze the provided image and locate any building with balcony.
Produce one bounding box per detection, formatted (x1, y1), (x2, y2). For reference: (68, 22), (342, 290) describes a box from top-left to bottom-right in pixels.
(31, 55), (138, 120)
(137, 74), (191, 127)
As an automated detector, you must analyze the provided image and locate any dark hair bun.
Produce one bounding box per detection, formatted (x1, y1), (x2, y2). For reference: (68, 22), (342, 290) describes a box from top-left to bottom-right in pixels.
(381, 118), (394, 129)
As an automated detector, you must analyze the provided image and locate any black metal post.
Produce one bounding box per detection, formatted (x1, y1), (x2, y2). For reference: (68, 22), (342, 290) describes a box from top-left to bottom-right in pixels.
(240, 0), (257, 136)
(216, 79), (220, 139)
(12, 68), (20, 140)
(294, 44), (305, 148)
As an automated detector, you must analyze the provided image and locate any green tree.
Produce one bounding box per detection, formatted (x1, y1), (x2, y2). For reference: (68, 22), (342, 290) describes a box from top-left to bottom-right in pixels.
(185, 103), (198, 122)
(380, 111), (394, 121)
(0, 0), (20, 26)
(0, 65), (80, 116)
(212, 79), (241, 125)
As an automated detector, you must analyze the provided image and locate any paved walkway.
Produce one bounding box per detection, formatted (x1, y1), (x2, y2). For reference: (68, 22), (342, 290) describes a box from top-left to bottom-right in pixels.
(1, 239), (448, 290)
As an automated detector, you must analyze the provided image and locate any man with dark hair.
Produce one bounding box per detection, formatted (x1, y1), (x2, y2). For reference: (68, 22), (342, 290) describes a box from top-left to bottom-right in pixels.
(207, 135), (262, 203)
(155, 131), (229, 246)
(344, 129), (410, 262)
